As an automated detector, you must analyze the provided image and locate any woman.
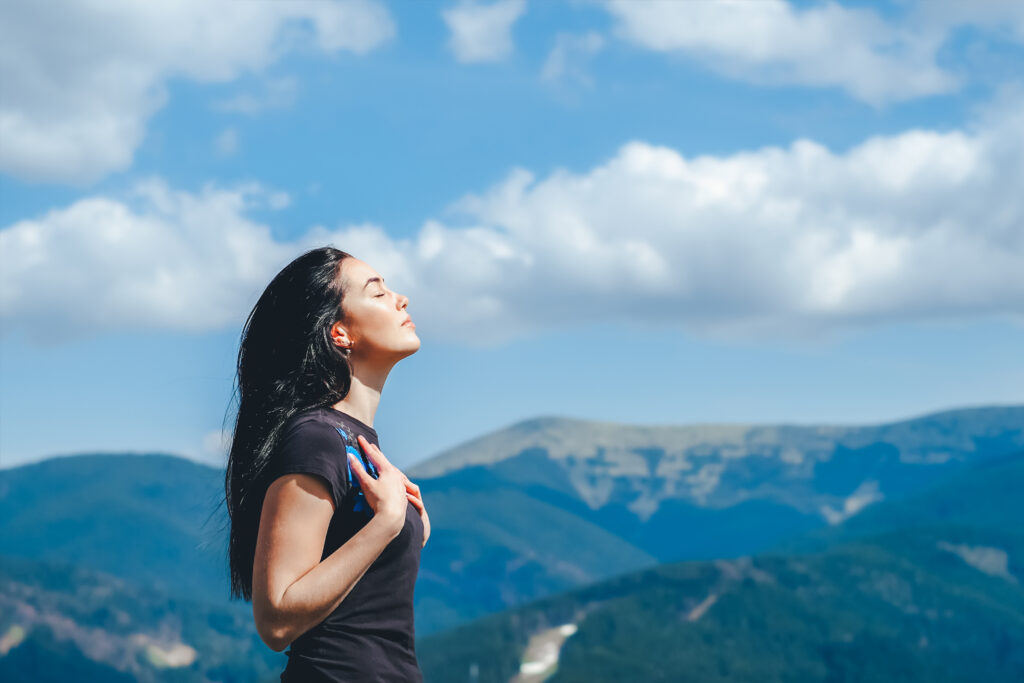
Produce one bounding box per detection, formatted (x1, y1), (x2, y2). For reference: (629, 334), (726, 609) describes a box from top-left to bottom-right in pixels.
(224, 246), (430, 682)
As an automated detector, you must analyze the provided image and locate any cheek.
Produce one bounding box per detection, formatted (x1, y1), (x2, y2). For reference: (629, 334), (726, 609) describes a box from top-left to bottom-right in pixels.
(366, 308), (398, 337)
(347, 301), (392, 340)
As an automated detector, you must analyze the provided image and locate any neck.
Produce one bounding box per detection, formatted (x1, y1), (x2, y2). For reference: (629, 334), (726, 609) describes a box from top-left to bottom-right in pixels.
(331, 359), (394, 428)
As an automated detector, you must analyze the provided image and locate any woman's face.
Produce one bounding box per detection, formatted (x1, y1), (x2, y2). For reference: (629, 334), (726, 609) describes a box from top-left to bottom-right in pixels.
(335, 258), (420, 361)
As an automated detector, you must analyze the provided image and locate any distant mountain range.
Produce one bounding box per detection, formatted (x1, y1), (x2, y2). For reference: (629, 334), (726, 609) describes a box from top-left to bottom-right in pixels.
(415, 448), (1024, 682)
(408, 404), (1024, 633)
(1, 404), (1022, 679)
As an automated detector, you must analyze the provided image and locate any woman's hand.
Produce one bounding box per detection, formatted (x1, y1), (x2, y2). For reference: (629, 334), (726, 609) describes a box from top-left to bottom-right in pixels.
(403, 475), (430, 548)
(349, 435), (409, 537)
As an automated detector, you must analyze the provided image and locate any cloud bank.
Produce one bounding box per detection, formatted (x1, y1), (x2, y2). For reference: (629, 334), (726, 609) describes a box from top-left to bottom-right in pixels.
(603, 0), (1024, 105)
(3, 94), (1022, 346)
(0, 0), (395, 184)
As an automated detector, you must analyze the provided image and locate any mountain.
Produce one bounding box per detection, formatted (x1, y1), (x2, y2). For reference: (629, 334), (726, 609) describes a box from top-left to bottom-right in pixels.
(2, 405), (1022, 639)
(416, 449), (1024, 682)
(0, 554), (284, 682)
(409, 404), (1024, 633)
(410, 405), (1024, 548)
(771, 447), (1024, 554)
(0, 452), (231, 605)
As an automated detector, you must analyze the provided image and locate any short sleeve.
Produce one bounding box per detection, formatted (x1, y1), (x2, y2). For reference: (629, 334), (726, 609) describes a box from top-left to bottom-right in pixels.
(266, 417), (350, 510)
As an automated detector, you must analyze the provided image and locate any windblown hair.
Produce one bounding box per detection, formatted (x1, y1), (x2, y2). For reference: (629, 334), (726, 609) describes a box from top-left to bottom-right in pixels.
(224, 246), (354, 601)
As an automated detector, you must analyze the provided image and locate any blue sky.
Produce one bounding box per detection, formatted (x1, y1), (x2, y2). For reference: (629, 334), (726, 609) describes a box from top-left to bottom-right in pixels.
(2, 0), (1023, 470)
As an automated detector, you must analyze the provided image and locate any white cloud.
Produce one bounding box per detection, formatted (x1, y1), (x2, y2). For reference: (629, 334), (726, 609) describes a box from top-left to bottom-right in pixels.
(3, 93), (1023, 346)
(541, 31), (605, 88)
(603, 0), (958, 105)
(442, 0), (526, 63)
(213, 128), (240, 157)
(438, 102), (1023, 343)
(0, 179), (306, 340)
(0, 0), (395, 184)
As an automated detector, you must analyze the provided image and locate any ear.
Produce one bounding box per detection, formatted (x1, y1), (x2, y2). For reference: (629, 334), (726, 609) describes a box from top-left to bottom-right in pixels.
(330, 321), (351, 349)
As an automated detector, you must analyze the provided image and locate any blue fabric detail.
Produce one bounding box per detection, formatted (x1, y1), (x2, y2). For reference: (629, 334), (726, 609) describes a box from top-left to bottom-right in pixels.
(335, 425), (377, 517)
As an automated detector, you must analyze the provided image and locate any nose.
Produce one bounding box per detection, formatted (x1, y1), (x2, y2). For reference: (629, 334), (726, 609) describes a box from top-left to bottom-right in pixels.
(398, 293), (409, 310)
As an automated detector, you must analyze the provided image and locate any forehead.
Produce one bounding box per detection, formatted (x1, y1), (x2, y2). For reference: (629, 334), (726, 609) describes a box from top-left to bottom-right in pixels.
(342, 258), (383, 288)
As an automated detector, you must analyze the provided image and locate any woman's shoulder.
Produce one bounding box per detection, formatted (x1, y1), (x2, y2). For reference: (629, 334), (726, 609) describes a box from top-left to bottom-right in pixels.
(275, 408), (349, 450)
(283, 406), (340, 430)
(270, 408), (351, 509)
(282, 406), (376, 455)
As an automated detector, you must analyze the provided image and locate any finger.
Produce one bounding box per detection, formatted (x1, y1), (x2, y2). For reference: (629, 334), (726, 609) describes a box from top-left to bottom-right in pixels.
(409, 496), (427, 523)
(409, 493), (427, 518)
(404, 480), (421, 497)
(347, 452), (371, 485)
(406, 494), (422, 515)
(357, 435), (390, 471)
(365, 438), (393, 468)
(356, 435), (386, 473)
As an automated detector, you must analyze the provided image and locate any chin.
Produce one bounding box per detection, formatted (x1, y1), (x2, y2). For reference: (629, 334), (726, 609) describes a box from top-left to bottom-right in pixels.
(400, 337), (421, 355)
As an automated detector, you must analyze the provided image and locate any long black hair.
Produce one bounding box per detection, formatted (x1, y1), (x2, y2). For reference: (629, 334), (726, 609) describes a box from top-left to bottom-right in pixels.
(224, 246), (354, 601)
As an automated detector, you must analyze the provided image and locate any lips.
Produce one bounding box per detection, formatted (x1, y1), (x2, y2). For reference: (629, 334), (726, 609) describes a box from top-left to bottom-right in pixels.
(402, 318), (415, 327)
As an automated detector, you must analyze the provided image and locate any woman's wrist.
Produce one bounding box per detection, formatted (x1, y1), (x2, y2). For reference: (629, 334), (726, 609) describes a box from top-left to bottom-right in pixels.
(368, 509), (405, 540)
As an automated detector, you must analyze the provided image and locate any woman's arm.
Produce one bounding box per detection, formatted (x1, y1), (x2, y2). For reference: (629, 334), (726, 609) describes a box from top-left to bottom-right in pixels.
(251, 472), (403, 652)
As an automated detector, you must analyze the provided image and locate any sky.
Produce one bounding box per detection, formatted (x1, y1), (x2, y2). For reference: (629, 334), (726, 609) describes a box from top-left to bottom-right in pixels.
(1, 0), (1023, 471)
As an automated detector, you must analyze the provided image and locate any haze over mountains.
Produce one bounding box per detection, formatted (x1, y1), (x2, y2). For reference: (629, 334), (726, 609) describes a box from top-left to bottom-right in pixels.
(1, 404), (1022, 680)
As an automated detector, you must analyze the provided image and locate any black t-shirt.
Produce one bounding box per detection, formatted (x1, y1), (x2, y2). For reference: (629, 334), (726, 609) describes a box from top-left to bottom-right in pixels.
(263, 406), (424, 682)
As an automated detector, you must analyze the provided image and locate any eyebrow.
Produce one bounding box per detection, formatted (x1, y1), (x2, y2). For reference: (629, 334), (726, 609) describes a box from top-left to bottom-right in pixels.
(363, 277), (384, 289)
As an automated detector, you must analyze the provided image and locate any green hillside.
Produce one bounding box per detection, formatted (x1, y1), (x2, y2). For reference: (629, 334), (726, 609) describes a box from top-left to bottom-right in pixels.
(772, 448), (1024, 554)
(416, 450), (1024, 682)
(0, 453), (230, 604)
(547, 528), (1024, 683)
(0, 554), (284, 682)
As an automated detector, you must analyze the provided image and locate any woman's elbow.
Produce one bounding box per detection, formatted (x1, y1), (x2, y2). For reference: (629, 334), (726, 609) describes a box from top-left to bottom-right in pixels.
(254, 600), (291, 652)
(257, 619), (292, 652)
(266, 633), (291, 653)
